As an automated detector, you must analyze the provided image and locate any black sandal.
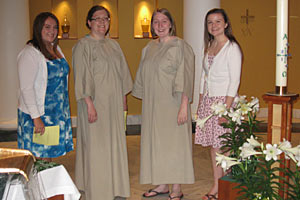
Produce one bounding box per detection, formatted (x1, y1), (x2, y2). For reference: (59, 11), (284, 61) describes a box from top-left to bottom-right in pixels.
(204, 193), (218, 200)
(142, 189), (169, 198)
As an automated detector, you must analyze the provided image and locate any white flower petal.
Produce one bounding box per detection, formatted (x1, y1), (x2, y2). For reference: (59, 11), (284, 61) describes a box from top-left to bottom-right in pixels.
(263, 144), (282, 161)
(196, 114), (213, 129)
(247, 136), (261, 147)
(211, 102), (228, 117)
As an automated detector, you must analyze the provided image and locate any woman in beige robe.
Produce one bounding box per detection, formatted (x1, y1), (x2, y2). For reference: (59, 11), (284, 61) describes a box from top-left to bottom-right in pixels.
(132, 8), (195, 200)
(72, 5), (132, 200)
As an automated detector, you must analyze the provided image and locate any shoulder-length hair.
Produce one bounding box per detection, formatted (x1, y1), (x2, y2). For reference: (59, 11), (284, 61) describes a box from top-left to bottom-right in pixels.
(204, 8), (241, 53)
(150, 8), (176, 38)
(27, 12), (59, 60)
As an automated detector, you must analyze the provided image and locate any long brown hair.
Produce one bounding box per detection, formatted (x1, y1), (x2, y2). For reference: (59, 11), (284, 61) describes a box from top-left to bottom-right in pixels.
(204, 8), (241, 53)
(27, 12), (60, 60)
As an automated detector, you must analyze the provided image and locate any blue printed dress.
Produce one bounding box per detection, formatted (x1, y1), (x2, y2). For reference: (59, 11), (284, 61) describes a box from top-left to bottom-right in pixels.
(17, 58), (73, 158)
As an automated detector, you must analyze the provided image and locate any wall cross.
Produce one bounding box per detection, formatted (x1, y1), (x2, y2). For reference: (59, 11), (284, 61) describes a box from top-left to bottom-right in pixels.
(241, 9), (255, 25)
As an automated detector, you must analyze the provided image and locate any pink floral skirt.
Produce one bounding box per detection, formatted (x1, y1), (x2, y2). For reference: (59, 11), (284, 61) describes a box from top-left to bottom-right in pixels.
(194, 95), (228, 148)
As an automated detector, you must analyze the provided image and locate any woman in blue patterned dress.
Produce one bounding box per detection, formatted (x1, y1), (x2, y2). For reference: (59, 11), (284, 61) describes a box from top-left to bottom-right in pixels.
(17, 12), (73, 161)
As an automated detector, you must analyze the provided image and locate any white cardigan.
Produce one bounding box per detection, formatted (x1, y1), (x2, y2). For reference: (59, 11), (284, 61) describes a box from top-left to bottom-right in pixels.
(199, 41), (242, 97)
(17, 44), (65, 119)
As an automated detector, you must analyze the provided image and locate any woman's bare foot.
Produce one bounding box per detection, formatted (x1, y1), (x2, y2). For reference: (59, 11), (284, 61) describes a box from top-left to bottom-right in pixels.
(168, 192), (183, 200)
(202, 184), (218, 200)
(143, 184), (169, 197)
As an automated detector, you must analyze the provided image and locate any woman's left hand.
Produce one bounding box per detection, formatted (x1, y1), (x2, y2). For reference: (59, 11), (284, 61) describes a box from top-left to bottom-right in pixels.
(178, 93), (189, 125)
(177, 105), (188, 125)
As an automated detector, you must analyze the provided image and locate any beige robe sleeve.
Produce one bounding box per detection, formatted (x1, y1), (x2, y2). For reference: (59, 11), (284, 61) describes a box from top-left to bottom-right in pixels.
(173, 40), (195, 102)
(72, 41), (95, 101)
(132, 46), (148, 99)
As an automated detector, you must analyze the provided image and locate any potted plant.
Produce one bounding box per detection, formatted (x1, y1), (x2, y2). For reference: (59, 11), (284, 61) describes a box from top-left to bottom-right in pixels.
(196, 95), (300, 199)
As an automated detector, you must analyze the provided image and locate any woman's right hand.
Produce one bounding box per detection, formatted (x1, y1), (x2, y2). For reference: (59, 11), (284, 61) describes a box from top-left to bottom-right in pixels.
(33, 117), (45, 135)
(87, 103), (97, 123)
(197, 94), (204, 111)
(85, 97), (97, 123)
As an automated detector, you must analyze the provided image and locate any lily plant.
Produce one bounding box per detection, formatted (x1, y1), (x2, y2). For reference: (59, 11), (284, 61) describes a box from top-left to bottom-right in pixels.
(216, 137), (300, 200)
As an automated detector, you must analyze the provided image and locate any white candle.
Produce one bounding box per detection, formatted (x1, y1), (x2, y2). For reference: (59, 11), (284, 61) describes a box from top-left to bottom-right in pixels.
(276, 0), (288, 87)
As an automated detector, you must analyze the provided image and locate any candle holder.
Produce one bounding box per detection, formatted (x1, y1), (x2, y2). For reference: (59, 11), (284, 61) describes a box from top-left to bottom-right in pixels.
(61, 15), (70, 39)
(141, 17), (150, 38)
(275, 86), (287, 95)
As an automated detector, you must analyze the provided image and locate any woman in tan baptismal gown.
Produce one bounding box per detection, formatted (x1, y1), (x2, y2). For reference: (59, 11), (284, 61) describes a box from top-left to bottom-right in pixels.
(132, 8), (195, 200)
(72, 5), (132, 200)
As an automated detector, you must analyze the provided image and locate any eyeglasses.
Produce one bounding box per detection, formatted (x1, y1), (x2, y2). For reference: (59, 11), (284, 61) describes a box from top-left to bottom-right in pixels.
(90, 17), (110, 23)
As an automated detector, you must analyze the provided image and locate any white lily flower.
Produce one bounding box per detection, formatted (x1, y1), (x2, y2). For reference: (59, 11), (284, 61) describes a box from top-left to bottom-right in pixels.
(281, 145), (300, 156)
(196, 114), (213, 129)
(263, 144), (282, 161)
(236, 95), (247, 105)
(294, 145), (300, 162)
(233, 96), (240, 103)
(253, 103), (260, 113)
(278, 138), (291, 149)
(239, 142), (262, 159)
(234, 95), (245, 106)
(249, 97), (260, 113)
(216, 153), (241, 172)
(228, 109), (244, 125)
(278, 139), (296, 161)
(240, 103), (252, 115)
(211, 102), (228, 117)
(249, 96), (259, 107)
(252, 104), (260, 113)
(247, 135), (261, 148)
(283, 145), (300, 166)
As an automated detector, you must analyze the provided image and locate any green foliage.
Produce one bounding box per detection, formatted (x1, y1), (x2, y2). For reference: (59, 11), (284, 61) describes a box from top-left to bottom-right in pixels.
(219, 107), (261, 158)
(34, 160), (60, 172)
(283, 166), (300, 200)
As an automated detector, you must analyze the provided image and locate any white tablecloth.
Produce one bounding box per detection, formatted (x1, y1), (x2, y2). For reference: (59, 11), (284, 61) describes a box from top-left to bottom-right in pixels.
(5, 165), (80, 200)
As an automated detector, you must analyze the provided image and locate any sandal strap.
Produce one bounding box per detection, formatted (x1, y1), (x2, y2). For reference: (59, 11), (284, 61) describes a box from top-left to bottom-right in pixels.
(204, 193), (218, 200)
(147, 189), (159, 194)
(169, 193), (183, 199)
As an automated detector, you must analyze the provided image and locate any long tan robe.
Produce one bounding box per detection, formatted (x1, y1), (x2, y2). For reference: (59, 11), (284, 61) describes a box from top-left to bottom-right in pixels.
(132, 37), (195, 185)
(72, 36), (132, 200)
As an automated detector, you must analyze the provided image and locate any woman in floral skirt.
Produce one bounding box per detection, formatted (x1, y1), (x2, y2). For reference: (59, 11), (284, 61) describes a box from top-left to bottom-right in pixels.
(195, 8), (242, 200)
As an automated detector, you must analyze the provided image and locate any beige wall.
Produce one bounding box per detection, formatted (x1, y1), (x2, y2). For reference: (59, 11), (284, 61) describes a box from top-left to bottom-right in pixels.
(29, 0), (183, 117)
(29, 0), (300, 117)
(221, 0), (300, 109)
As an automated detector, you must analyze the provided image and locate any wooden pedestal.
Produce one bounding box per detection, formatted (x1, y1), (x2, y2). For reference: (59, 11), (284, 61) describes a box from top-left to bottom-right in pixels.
(263, 93), (299, 199)
(218, 176), (242, 200)
(263, 94), (298, 144)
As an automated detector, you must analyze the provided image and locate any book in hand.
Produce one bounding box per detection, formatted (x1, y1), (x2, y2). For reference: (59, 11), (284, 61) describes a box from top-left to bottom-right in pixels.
(33, 125), (60, 146)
